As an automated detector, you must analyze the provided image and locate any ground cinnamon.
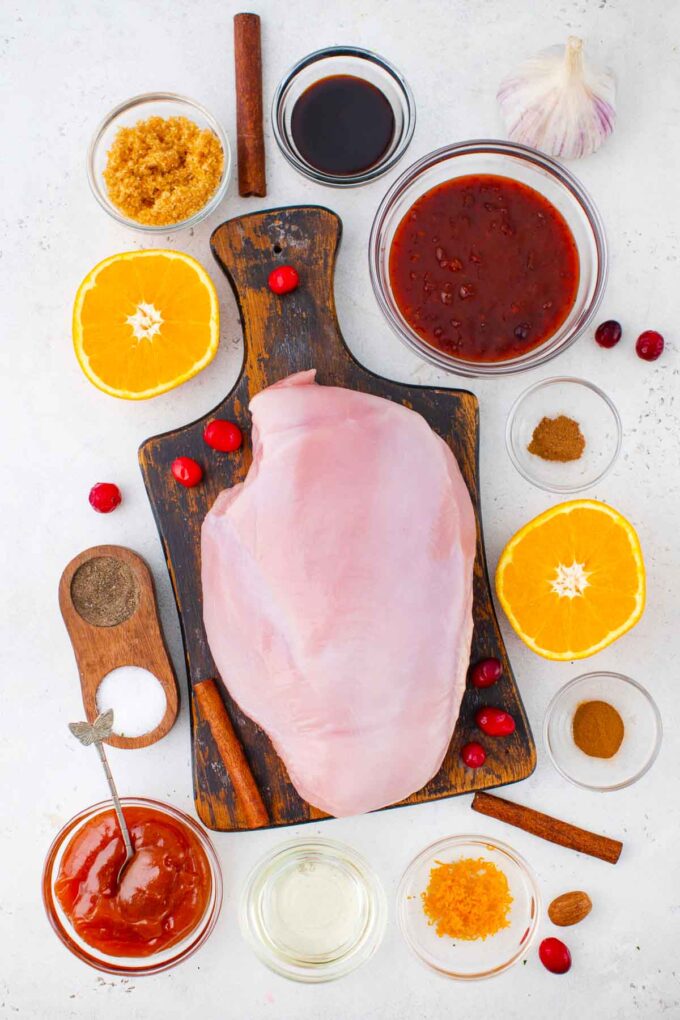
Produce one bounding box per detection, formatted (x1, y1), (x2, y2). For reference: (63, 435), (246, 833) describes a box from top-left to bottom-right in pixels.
(572, 700), (624, 758)
(527, 415), (585, 462)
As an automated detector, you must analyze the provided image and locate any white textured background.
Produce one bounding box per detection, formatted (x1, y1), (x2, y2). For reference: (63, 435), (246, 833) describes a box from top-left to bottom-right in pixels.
(2, 1), (679, 1017)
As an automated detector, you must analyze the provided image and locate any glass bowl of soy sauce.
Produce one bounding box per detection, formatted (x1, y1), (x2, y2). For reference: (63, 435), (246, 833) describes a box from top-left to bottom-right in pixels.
(272, 46), (416, 187)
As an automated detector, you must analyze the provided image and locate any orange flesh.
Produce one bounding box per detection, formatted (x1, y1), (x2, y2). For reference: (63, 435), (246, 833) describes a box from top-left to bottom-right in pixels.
(496, 501), (645, 660)
(73, 251), (219, 399)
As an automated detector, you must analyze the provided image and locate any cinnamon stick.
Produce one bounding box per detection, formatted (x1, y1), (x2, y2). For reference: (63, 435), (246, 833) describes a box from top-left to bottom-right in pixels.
(194, 679), (269, 828)
(234, 13), (266, 197)
(471, 791), (622, 864)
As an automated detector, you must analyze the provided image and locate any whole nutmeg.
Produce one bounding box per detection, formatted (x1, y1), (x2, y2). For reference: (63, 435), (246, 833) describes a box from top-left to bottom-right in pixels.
(548, 891), (592, 927)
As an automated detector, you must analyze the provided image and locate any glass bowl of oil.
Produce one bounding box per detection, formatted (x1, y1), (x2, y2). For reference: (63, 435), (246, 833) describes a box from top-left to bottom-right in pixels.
(239, 837), (387, 982)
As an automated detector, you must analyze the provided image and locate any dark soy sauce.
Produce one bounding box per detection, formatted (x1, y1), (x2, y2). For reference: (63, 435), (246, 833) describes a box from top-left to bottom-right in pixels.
(290, 74), (395, 176)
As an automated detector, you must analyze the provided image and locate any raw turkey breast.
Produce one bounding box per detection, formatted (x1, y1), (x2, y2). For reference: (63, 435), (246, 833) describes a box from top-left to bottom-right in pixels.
(201, 370), (476, 817)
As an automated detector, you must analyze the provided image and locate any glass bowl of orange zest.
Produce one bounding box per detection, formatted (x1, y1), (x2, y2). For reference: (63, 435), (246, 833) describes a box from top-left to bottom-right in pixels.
(397, 834), (540, 979)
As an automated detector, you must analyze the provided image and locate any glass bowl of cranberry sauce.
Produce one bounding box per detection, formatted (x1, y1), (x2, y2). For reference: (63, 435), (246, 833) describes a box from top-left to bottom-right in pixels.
(369, 140), (608, 377)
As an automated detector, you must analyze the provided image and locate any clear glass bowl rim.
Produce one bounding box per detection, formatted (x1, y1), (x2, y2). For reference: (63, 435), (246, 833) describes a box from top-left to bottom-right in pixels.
(369, 138), (609, 377)
(271, 45), (416, 187)
(543, 671), (663, 792)
(42, 796), (223, 975)
(239, 835), (388, 983)
(87, 91), (232, 232)
(397, 833), (541, 980)
(505, 375), (623, 493)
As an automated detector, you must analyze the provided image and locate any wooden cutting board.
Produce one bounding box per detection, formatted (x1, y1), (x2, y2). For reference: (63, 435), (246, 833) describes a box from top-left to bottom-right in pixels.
(139, 206), (536, 831)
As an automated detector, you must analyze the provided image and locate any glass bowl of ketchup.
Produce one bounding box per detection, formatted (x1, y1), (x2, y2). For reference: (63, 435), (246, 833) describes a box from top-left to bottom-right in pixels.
(370, 140), (607, 376)
(42, 798), (222, 975)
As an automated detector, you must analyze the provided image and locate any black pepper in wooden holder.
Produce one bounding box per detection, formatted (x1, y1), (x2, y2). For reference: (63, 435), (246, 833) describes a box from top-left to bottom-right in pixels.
(70, 556), (140, 627)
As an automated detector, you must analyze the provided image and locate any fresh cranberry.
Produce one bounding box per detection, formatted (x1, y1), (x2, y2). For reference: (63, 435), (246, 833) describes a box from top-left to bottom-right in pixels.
(461, 742), (486, 768)
(635, 330), (664, 361)
(171, 457), (203, 488)
(539, 937), (572, 974)
(88, 482), (121, 514)
(595, 319), (622, 348)
(268, 265), (300, 295)
(475, 706), (516, 737)
(471, 658), (502, 688)
(203, 419), (243, 453)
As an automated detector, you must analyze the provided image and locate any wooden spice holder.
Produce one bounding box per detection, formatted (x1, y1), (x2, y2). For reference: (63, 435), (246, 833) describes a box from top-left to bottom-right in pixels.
(59, 545), (179, 750)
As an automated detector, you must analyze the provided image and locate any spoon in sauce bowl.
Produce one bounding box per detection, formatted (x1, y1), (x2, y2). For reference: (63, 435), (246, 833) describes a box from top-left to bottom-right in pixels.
(68, 709), (135, 884)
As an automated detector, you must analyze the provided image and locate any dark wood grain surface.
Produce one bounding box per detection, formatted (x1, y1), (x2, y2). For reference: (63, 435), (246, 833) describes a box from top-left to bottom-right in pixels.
(139, 206), (536, 831)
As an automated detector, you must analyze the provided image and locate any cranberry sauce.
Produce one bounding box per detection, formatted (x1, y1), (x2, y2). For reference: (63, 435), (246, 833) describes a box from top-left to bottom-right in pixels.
(389, 174), (580, 363)
(291, 74), (395, 176)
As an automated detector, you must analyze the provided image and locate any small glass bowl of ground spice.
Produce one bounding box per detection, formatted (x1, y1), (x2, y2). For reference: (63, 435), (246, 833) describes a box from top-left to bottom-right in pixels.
(506, 376), (622, 493)
(544, 672), (662, 791)
(397, 835), (540, 979)
(88, 93), (231, 231)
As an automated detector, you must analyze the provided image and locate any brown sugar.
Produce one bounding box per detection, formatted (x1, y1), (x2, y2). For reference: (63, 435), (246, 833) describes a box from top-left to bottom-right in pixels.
(71, 556), (139, 628)
(527, 415), (586, 462)
(103, 115), (224, 226)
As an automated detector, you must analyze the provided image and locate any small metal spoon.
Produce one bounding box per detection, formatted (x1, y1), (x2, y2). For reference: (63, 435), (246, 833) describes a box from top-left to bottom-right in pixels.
(68, 709), (134, 884)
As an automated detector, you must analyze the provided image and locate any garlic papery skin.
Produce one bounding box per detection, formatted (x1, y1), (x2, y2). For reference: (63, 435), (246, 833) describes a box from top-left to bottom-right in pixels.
(497, 36), (616, 160)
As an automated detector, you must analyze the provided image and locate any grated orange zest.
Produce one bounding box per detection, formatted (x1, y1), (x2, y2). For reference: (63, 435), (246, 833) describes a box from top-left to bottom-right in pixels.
(421, 857), (512, 941)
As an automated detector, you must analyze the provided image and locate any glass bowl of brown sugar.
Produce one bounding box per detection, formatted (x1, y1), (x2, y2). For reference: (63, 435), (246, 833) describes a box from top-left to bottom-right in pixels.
(87, 93), (231, 232)
(505, 376), (622, 493)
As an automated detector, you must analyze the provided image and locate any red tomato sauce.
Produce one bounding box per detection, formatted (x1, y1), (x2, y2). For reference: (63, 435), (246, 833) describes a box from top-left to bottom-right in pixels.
(389, 174), (580, 363)
(54, 805), (211, 958)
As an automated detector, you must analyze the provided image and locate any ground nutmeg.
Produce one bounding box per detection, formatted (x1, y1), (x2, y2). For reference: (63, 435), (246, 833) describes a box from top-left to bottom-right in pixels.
(527, 414), (586, 462)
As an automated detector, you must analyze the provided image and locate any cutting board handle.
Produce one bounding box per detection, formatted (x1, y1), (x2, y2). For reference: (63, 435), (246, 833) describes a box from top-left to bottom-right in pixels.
(210, 206), (352, 391)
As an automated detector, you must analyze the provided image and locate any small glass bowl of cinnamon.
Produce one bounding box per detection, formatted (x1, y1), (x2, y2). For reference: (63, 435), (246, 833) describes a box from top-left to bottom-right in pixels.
(544, 672), (662, 792)
(506, 376), (622, 493)
(88, 93), (231, 232)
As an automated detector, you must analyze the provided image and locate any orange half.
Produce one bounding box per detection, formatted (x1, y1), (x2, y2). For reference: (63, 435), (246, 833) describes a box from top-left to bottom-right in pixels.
(495, 500), (645, 661)
(73, 250), (219, 399)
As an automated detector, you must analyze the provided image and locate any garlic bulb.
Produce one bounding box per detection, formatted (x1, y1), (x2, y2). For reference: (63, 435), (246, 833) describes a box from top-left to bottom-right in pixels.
(497, 36), (616, 160)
